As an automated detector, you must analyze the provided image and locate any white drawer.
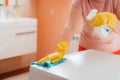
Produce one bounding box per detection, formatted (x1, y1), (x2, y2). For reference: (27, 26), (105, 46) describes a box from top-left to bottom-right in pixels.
(0, 27), (37, 59)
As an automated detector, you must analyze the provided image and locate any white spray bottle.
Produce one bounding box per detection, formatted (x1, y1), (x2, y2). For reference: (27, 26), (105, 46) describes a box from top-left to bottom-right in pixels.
(86, 9), (111, 38)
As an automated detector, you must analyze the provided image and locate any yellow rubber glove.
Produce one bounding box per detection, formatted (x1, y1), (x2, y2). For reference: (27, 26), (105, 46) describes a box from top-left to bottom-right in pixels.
(89, 12), (118, 28)
(38, 40), (70, 64)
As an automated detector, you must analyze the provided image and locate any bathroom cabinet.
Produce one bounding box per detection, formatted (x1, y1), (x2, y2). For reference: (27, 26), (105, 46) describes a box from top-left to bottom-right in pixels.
(0, 18), (37, 74)
(0, 27), (37, 59)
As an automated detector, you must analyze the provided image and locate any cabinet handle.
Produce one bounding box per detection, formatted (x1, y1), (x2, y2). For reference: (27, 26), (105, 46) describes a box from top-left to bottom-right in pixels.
(16, 31), (36, 35)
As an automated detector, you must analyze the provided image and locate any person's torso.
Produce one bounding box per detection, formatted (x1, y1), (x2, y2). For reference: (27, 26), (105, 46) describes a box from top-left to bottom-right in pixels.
(79, 0), (120, 52)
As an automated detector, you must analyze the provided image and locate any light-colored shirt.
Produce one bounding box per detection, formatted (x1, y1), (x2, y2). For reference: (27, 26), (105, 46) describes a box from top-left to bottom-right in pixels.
(73, 0), (120, 52)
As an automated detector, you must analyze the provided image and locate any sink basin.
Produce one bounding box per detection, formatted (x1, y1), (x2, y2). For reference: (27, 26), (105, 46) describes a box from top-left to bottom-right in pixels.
(0, 18), (37, 29)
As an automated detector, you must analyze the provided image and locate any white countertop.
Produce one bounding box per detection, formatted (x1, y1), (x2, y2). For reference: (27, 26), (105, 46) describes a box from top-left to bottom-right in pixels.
(29, 50), (120, 80)
(0, 18), (37, 29)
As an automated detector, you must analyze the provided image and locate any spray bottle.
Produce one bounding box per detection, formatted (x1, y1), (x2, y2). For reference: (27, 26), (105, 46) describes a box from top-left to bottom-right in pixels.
(86, 9), (111, 38)
(0, 3), (5, 20)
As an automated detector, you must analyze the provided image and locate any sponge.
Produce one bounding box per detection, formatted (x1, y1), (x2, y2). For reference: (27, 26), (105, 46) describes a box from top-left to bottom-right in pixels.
(31, 58), (67, 68)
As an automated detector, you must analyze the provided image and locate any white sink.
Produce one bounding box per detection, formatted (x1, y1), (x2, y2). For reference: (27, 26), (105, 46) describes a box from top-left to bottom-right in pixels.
(0, 18), (37, 29)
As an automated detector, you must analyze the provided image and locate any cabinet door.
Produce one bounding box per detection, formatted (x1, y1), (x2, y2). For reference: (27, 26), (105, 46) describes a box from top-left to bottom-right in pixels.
(0, 27), (37, 59)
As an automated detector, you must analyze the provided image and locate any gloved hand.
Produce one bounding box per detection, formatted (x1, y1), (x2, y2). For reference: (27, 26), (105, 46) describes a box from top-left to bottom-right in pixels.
(38, 40), (70, 64)
(89, 12), (118, 28)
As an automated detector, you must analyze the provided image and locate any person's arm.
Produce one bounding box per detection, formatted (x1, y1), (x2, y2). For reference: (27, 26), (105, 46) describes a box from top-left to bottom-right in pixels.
(113, 0), (120, 34)
(38, 5), (82, 64)
(61, 5), (82, 41)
